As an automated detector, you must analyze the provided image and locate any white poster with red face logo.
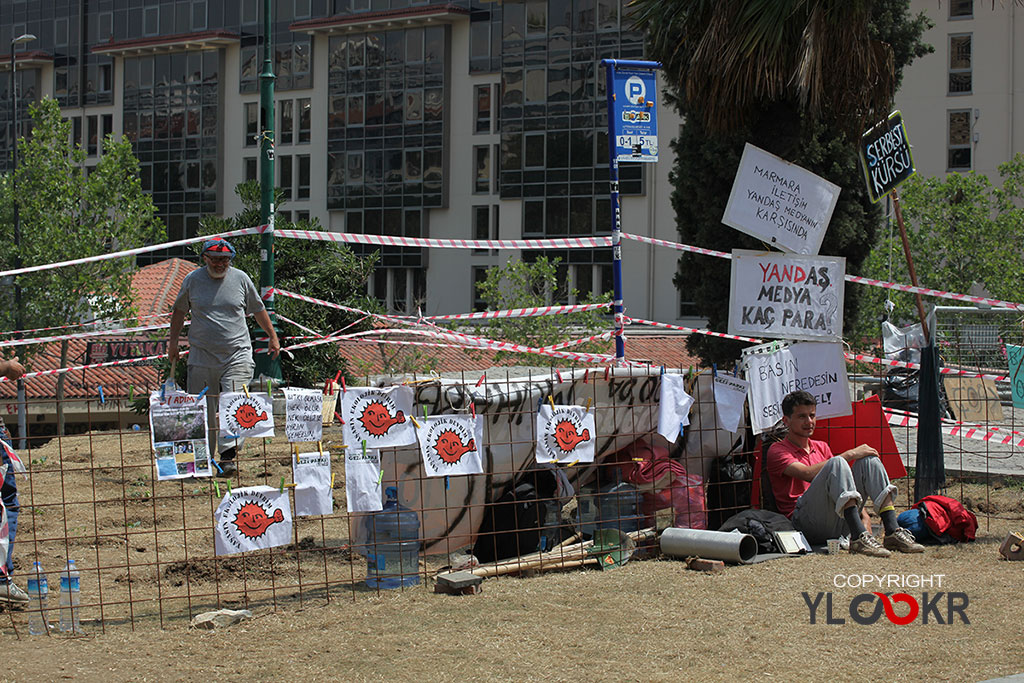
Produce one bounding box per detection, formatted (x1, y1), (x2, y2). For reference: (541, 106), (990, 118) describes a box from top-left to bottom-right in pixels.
(536, 405), (596, 464)
(214, 486), (293, 556)
(341, 387), (416, 449)
(415, 415), (484, 477)
(218, 391), (275, 439)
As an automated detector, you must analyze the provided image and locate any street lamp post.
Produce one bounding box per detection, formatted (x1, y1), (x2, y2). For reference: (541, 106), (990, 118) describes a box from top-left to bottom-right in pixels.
(10, 33), (36, 450)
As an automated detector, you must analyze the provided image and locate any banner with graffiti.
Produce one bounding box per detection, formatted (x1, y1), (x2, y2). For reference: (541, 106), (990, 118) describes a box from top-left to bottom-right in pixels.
(728, 250), (845, 341)
(415, 415), (484, 476)
(149, 388), (212, 480)
(214, 486), (293, 556)
(742, 341), (852, 434)
(218, 391), (275, 440)
(536, 405), (596, 463)
(353, 369), (661, 553)
(284, 387), (323, 442)
(341, 386), (416, 449)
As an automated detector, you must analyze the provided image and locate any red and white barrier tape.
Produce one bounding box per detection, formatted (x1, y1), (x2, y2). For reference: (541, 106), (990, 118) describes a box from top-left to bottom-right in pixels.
(620, 233), (732, 260)
(0, 321), (177, 349)
(275, 228), (611, 251)
(413, 302), (611, 321)
(844, 352), (1009, 382)
(883, 407), (1024, 449)
(0, 312), (171, 339)
(629, 318), (764, 344)
(0, 350), (188, 383)
(0, 226), (267, 279)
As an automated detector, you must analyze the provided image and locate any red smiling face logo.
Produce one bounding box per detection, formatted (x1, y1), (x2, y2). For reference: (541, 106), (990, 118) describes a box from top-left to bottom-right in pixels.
(434, 429), (476, 464)
(232, 502), (284, 539)
(553, 419), (590, 452)
(358, 401), (406, 437)
(234, 402), (268, 429)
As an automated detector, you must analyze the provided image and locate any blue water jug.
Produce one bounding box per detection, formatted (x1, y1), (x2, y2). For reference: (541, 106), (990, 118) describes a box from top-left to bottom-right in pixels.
(364, 487), (421, 589)
(579, 472), (642, 537)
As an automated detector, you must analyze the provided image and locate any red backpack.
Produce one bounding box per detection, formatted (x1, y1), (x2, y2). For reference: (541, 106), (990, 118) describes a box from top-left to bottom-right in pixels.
(915, 495), (978, 542)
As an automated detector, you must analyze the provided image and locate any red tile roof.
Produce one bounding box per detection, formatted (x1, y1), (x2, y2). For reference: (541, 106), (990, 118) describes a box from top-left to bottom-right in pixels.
(0, 260), (195, 401)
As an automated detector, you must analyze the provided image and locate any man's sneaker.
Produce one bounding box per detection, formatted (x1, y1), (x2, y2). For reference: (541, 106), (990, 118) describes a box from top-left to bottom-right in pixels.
(0, 581), (30, 606)
(884, 527), (926, 553)
(850, 531), (891, 558)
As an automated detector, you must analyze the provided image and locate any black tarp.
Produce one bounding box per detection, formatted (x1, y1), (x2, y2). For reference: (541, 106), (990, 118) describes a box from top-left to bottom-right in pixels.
(914, 341), (945, 499)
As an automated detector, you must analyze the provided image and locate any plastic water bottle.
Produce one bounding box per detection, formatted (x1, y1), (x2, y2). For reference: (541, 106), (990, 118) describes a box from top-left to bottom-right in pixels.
(364, 487), (421, 589)
(25, 562), (48, 636)
(59, 560), (82, 634)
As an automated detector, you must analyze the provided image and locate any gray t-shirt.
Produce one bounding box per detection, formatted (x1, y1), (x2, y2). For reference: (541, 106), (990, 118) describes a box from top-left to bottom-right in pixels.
(173, 266), (265, 368)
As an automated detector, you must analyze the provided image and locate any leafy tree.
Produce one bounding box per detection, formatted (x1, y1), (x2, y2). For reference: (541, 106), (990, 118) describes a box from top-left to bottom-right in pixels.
(470, 256), (612, 362)
(0, 97), (163, 434)
(629, 0), (932, 365)
(853, 154), (1024, 345)
(196, 181), (381, 388)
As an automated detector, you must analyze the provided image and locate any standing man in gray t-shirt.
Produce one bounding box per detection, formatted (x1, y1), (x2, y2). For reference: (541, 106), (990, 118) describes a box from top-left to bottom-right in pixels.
(168, 238), (280, 476)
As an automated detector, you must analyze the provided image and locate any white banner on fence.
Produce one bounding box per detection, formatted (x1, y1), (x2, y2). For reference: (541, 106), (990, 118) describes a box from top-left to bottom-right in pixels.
(712, 374), (750, 434)
(284, 387), (323, 442)
(149, 389), (212, 480)
(536, 405), (596, 464)
(341, 386), (416, 449)
(742, 341), (851, 434)
(214, 486), (293, 556)
(728, 250), (846, 341)
(218, 391), (275, 439)
(722, 143), (840, 255)
(345, 446), (383, 512)
(293, 453), (333, 517)
(416, 415), (484, 476)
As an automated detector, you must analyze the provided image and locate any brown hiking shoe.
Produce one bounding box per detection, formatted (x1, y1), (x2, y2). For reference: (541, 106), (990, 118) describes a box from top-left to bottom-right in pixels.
(884, 527), (926, 553)
(850, 531), (891, 558)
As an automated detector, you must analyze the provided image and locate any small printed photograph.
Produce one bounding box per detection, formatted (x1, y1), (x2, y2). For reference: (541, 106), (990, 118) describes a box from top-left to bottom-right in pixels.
(176, 461), (194, 475)
(151, 408), (206, 443)
(174, 441), (195, 455)
(156, 458), (178, 478)
(155, 444), (173, 460)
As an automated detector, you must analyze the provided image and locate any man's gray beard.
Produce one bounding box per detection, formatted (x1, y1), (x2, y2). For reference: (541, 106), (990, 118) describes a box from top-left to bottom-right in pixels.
(207, 265), (228, 279)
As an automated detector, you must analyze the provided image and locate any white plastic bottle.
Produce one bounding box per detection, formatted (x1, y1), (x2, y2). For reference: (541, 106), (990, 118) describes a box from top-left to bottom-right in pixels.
(58, 559), (81, 634)
(25, 562), (48, 636)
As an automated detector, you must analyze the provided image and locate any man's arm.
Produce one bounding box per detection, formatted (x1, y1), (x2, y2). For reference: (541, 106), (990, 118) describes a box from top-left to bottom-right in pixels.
(253, 310), (281, 358)
(0, 357), (25, 381)
(168, 309), (187, 365)
(783, 443), (879, 482)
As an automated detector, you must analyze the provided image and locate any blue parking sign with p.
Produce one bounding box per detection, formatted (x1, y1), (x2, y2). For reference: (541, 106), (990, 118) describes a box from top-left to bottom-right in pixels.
(606, 62), (659, 163)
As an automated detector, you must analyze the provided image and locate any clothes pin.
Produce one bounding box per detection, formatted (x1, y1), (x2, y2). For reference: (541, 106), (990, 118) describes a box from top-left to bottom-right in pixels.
(160, 382), (166, 403)
(475, 373), (485, 388)
(567, 459), (579, 467)
(213, 460), (223, 474)
(196, 386), (209, 401)
(548, 395), (555, 409)
(334, 412), (344, 424)
(583, 369), (589, 384)
(445, 476), (450, 490)
(318, 442), (324, 457)
(423, 405), (429, 420)
(362, 439), (367, 456)
(537, 397), (543, 411)
(604, 366), (610, 382)
(227, 481), (232, 493)
(330, 473), (336, 489)
(242, 384), (250, 398)
(266, 379), (273, 394)
(377, 469), (384, 485)
(555, 370), (563, 384)
(340, 375), (346, 393)
(411, 416), (421, 429)
(214, 481), (221, 498)
(585, 397), (592, 411)
(660, 366), (665, 376)
(97, 385), (105, 404)
(279, 477), (285, 493)
(733, 366), (739, 377)
(470, 402), (476, 418)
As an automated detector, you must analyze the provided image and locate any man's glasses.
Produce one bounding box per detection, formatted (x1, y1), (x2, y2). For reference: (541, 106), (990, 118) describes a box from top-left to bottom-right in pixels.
(206, 255), (232, 264)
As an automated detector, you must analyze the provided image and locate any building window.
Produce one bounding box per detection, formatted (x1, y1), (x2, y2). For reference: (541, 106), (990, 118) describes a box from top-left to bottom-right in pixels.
(298, 98), (311, 143)
(280, 100), (293, 144)
(279, 154), (293, 199)
(950, 0), (973, 19)
(244, 102), (258, 146)
(87, 115), (98, 156)
(297, 155), (310, 199)
(948, 34), (972, 94)
(244, 158), (257, 182)
(474, 84), (491, 134)
(472, 205), (494, 254)
(473, 266), (490, 312)
(948, 110), (972, 170)
(474, 146), (491, 194)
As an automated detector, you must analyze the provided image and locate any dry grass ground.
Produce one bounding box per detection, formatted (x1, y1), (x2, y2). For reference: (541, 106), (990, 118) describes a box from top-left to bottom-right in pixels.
(2, 431), (1023, 682)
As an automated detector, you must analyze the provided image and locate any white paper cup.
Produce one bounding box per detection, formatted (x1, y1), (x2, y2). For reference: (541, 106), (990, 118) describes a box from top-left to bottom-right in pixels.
(827, 539), (841, 555)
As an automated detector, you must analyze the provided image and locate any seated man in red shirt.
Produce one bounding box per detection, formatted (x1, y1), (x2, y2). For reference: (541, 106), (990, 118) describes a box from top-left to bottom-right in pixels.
(766, 390), (923, 557)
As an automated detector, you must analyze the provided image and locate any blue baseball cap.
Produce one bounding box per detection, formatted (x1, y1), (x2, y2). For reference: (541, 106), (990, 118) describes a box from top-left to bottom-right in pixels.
(201, 238), (236, 258)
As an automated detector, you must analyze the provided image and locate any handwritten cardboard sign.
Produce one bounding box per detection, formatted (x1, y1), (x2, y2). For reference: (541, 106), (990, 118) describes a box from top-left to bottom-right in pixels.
(284, 387), (323, 442)
(728, 250), (845, 342)
(722, 143), (840, 255)
(943, 376), (1003, 423)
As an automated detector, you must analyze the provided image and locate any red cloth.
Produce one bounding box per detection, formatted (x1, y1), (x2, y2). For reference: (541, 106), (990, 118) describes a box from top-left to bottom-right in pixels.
(765, 438), (833, 518)
(816, 396), (907, 480)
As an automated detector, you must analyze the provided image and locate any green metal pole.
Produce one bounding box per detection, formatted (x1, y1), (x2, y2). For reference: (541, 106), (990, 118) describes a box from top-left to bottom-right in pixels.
(255, 0), (281, 380)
